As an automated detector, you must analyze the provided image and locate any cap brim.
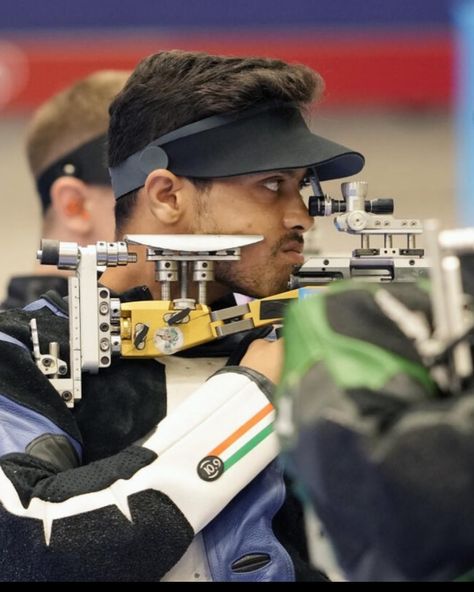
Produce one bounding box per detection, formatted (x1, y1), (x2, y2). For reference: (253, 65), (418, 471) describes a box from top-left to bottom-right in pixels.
(166, 106), (364, 181)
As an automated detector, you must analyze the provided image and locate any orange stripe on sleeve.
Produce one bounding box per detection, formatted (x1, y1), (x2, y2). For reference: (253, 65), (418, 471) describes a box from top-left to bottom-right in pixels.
(209, 402), (274, 457)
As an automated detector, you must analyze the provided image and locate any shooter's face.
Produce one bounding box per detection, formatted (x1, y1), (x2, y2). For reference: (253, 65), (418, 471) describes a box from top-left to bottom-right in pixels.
(189, 168), (313, 298)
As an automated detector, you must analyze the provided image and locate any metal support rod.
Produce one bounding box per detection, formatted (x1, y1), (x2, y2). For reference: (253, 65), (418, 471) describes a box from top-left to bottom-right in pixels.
(198, 282), (207, 305)
(180, 261), (188, 299)
(443, 255), (473, 379)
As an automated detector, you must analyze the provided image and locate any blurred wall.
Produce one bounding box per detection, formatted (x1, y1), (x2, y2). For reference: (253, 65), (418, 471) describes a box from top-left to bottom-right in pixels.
(0, 0), (453, 112)
(0, 0), (459, 300)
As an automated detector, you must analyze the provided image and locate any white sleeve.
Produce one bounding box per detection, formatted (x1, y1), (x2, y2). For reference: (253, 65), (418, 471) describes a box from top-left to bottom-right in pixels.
(142, 366), (278, 533)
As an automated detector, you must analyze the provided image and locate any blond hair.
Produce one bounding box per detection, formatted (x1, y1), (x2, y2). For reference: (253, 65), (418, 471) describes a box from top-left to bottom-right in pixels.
(26, 70), (130, 178)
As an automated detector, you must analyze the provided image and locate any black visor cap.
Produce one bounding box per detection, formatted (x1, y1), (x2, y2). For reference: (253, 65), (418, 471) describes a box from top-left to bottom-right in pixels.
(110, 103), (365, 199)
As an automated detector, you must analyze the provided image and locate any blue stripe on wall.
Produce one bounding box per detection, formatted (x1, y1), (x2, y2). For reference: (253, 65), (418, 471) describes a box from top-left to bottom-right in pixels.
(0, 0), (453, 30)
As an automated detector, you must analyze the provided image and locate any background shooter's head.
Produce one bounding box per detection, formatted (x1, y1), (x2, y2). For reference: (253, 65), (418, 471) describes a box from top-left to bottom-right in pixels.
(27, 70), (130, 245)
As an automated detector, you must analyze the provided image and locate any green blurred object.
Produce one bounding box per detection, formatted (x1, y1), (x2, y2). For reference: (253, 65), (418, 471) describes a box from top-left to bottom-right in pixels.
(276, 281), (435, 450)
(274, 281), (474, 581)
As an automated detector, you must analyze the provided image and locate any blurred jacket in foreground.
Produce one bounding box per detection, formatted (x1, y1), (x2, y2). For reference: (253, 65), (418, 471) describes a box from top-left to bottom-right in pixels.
(276, 280), (474, 581)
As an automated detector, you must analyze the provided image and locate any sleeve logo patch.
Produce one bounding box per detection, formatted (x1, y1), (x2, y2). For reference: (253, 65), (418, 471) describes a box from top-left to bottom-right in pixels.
(197, 455), (224, 481)
(196, 403), (275, 482)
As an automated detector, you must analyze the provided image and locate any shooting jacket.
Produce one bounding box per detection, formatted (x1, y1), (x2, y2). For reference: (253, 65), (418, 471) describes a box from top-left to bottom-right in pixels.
(0, 287), (325, 582)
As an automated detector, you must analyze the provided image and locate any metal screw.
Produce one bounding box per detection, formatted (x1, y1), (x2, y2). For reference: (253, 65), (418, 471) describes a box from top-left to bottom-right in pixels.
(62, 391), (72, 402)
(42, 358), (52, 367)
(100, 338), (110, 351)
(99, 302), (109, 315)
(63, 163), (75, 175)
(100, 322), (110, 332)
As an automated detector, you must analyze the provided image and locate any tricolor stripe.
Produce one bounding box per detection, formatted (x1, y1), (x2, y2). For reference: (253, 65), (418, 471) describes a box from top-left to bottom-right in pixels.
(207, 403), (275, 471)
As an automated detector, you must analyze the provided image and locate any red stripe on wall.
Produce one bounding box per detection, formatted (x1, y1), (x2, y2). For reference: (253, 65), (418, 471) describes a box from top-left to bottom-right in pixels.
(0, 32), (453, 111)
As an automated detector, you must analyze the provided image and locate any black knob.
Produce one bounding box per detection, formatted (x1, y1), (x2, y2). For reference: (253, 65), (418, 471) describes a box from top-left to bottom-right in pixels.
(365, 198), (394, 214)
(38, 239), (60, 265)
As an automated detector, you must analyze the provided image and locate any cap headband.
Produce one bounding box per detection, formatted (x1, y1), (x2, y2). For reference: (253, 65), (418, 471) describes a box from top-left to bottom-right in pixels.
(37, 134), (110, 211)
